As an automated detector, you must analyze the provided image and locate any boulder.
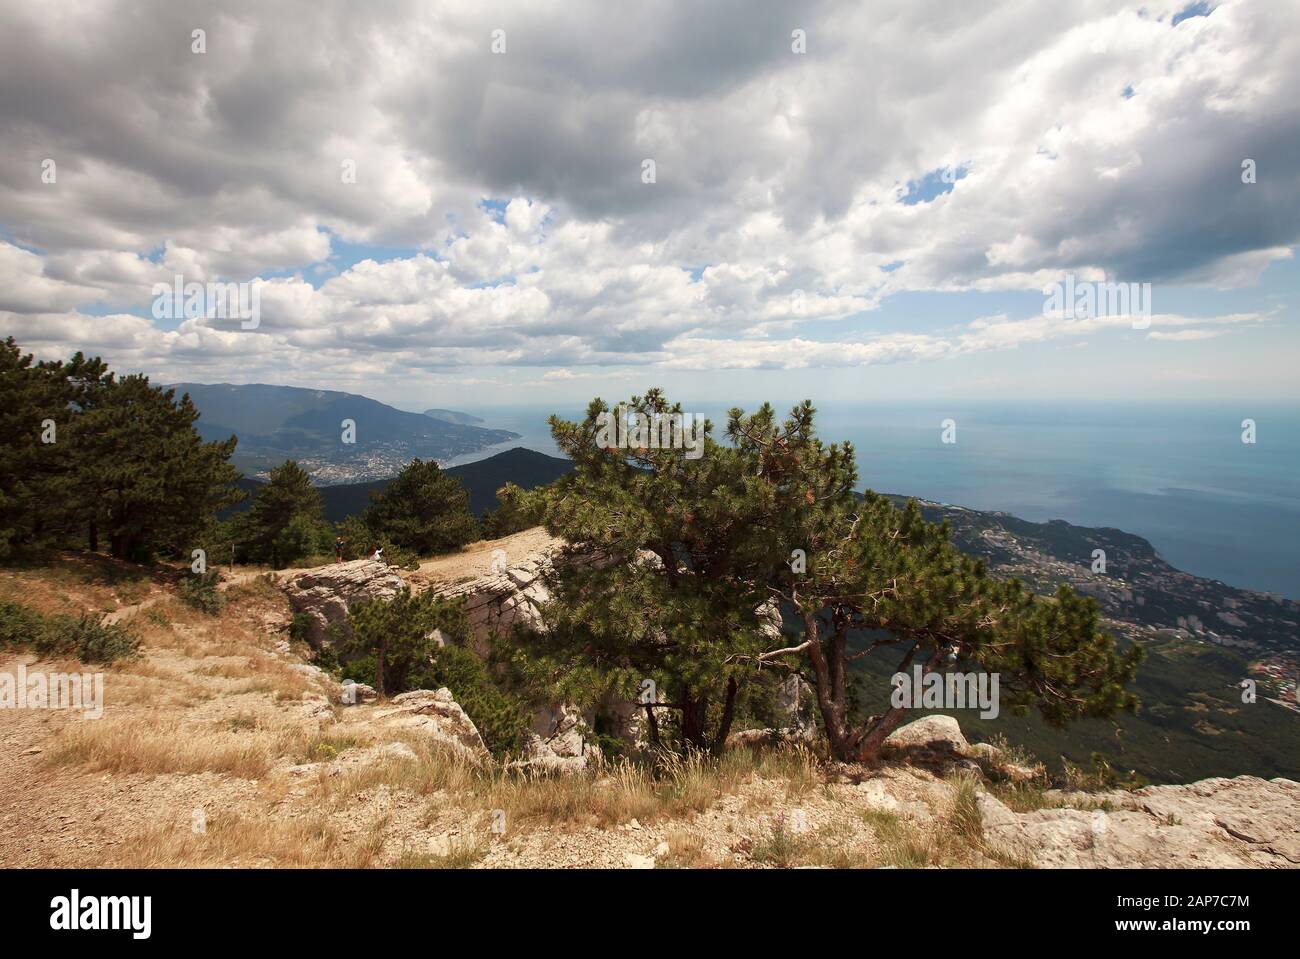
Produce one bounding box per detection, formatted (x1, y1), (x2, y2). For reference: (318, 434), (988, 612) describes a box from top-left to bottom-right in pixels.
(885, 715), (969, 752)
(370, 688), (491, 763)
(280, 560), (405, 647)
(339, 681), (378, 705)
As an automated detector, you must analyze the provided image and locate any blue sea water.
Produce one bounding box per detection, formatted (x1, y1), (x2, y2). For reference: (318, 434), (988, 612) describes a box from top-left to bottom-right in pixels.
(449, 402), (1300, 600)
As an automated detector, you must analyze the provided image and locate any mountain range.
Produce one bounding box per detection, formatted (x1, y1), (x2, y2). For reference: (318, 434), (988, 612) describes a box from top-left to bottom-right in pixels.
(173, 383), (519, 484)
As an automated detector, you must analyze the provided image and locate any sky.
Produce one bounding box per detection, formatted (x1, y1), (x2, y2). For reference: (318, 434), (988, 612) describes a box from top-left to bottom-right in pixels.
(0, 0), (1298, 413)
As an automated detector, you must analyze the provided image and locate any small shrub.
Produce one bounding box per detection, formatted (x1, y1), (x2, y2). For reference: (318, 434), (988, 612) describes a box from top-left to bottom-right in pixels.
(409, 645), (531, 758)
(750, 812), (812, 867)
(1061, 752), (1146, 792)
(288, 612), (312, 644)
(1, 600), (139, 664)
(179, 570), (225, 614)
(0, 600), (47, 649)
(35, 613), (140, 664)
(394, 835), (486, 869)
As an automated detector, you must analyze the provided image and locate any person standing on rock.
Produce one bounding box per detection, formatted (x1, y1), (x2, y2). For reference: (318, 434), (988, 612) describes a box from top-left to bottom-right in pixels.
(335, 537), (345, 563)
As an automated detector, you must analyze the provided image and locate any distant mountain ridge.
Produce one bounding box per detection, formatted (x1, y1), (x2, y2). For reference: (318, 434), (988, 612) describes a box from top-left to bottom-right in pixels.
(424, 408), (484, 426)
(171, 382), (519, 484)
(232, 446), (573, 520)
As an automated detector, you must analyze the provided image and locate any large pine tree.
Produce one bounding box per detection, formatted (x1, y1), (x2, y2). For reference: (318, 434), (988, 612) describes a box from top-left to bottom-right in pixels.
(362, 458), (477, 556)
(726, 401), (1143, 763)
(524, 391), (1141, 762)
(0, 339), (240, 560)
(521, 390), (790, 754)
(74, 375), (242, 560)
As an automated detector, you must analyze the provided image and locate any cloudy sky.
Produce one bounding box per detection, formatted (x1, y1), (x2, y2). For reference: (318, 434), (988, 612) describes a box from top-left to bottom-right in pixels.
(1, 0), (1297, 411)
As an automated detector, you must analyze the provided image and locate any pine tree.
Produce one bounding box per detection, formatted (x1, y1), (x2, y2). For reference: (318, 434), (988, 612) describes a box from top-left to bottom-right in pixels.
(345, 587), (464, 696)
(0, 339), (115, 554)
(240, 460), (327, 567)
(726, 402), (1143, 763)
(525, 392), (1142, 763)
(521, 390), (790, 754)
(362, 458), (477, 556)
(0, 342), (239, 562)
(73, 376), (242, 560)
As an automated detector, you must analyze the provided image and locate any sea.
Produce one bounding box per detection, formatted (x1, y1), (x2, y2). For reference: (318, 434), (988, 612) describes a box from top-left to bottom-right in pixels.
(443, 401), (1300, 601)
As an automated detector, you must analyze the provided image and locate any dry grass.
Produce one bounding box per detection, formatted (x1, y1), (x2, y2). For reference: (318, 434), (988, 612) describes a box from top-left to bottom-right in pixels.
(44, 711), (340, 779)
(394, 835), (489, 869)
(316, 739), (824, 837)
(659, 826), (724, 868)
(471, 745), (822, 832)
(104, 809), (391, 868)
(0, 552), (168, 618)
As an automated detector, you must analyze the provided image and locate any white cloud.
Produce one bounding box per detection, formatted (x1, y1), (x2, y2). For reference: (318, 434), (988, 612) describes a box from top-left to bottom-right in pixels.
(0, 0), (1294, 388)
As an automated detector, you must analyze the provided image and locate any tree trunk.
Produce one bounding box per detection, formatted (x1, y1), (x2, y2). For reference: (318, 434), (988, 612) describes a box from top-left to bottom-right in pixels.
(88, 520), (98, 553)
(803, 609), (854, 761)
(854, 644), (936, 764)
(375, 638), (387, 698)
(680, 686), (708, 752)
(712, 676), (739, 756)
(853, 703), (910, 764)
(643, 702), (662, 749)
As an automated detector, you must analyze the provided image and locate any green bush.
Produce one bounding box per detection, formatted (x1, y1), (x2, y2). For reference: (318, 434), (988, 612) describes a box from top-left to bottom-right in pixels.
(179, 569), (225, 614)
(0, 600), (47, 650)
(340, 653), (376, 686)
(409, 644), (531, 758)
(271, 513), (332, 569)
(343, 589), (529, 757)
(0, 600), (139, 663)
(333, 517), (419, 570)
(36, 613), (139, 663)
(288, 612), (312, 643)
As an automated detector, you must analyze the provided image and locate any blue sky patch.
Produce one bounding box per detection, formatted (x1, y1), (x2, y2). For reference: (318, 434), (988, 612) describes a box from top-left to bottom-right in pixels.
(900, 166), (968, 205)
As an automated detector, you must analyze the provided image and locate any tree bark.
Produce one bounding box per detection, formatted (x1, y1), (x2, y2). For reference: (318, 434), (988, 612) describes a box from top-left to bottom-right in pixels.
(803, 608), (854, 761)
(712, 676), (739, 756)
(375, 637), (387, 698)
(643, 702), (662, 749)
(680, 685), (708, 752)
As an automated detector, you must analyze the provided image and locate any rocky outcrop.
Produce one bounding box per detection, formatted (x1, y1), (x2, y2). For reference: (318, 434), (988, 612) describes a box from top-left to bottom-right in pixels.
(978, 776), (1300, 868)
(513, 702), (595, 773)
(369, 688), (491, 763)
(426, 552), (554, 655)
(280, 560), (405, 647)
